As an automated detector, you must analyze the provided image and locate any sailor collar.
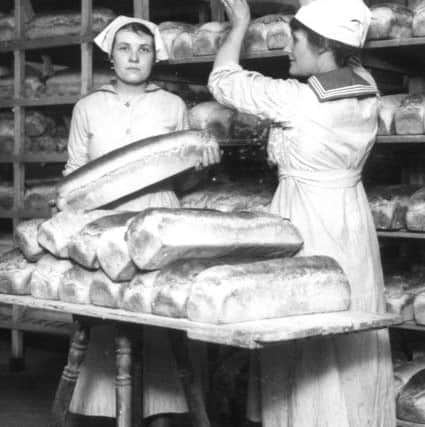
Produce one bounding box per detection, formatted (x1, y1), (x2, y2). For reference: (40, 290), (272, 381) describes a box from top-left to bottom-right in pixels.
(308, 67), (378, 102)
(93, 81), (161, 95)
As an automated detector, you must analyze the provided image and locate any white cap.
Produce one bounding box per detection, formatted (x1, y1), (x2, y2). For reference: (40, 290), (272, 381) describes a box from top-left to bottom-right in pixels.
(294, 0), (371, 47)
(94, 15), (168, 62)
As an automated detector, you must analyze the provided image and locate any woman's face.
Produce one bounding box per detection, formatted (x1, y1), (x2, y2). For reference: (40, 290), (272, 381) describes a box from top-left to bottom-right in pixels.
(288, 28), (321, 77)
(111, 29), (155, 85)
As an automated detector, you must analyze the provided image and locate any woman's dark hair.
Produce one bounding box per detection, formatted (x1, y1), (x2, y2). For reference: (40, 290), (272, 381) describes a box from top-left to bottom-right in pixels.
(111, 22), (156, 57)
(290, 18), (361, 68)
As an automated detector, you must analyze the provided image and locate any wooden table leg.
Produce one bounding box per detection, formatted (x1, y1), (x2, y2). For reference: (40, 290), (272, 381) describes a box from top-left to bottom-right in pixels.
(115, 325), (144, 427)
(169, 330), (210, 427)
(50, 320), (89, 427)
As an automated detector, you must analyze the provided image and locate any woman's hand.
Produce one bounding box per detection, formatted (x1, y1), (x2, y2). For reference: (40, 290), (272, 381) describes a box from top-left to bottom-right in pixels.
(196, 145), (222, 170)
(221, 0), (251, 31)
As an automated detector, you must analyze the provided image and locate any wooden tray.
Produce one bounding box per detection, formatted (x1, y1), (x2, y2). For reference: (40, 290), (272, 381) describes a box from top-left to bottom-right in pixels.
(0, 295), (401, 349)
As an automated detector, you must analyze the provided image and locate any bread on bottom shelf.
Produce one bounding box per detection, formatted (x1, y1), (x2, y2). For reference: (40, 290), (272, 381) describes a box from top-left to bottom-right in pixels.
(89, 270), (129, 309)
(14, 219), (45, 262)
(30, 254), (73, 300)
(121, 272), (161, 313)
(186, 256), (351, 324)
(0, 249), (35, 295)
(68, 211), (136, 269)
(127, 208), (303, 270)
(59, 265), (96, 305)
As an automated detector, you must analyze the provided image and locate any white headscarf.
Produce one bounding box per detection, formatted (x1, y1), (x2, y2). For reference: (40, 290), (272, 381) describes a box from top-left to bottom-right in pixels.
(294, 0), (371, 48)
(94, 15), (168, 62)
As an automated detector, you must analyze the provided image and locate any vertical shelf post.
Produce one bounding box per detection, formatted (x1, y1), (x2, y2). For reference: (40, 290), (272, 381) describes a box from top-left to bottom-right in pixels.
(134, 0), (150, 19)
(81, 0), (93, 95)
(10, 0), (27, 372)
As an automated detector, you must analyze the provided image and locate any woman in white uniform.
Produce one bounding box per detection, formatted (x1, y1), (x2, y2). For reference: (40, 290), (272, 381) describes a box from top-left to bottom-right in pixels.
(208, 0), (395, 426)
(64, 16), (219, 427)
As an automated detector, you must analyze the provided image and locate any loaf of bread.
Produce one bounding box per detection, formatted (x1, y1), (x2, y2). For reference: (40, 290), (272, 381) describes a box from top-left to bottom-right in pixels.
(68, 211), (136, 269)
(30, 254), (73, 300)
(96, 224), (137, 282)
(230, 111), (270, 141)
(414, 292), (425, 324)
(367, 185), (420, 230)
(384, 274), (416, 321)
(0, 249), (35, 295)
(0, 183), (13, 210)
(395, 94), (425, 135)
(15, 219), (45, 262)
(193, 22), (230, 56)
(89, 270), (129, 309)
(0, 75), (45, 99)
(121, 272), (161, 313)
(127, 208), (303, 270)
(158, 21), (196, 58)
(45, 70), (114, 96)
(37, 210), (111, 258)
(0, 111), (49, 138)
(413, 1), (425, 35)
(26, 8), (116, 39)
(24, 183), (57, 214)
(189, 101), (235, 139)
(266, 14), (292, 49)
(180, 178), (274, 212)
(378, 94), (406, 135)
(394, 358), (425, 397)
(56, 130), (219, 211)
(152, 259), (219, 318)
(0, 15), (14, 42)
(187, 256), (350, 324)
(397, 370), (425, 423)
(368, 4), (414, 40)
(406, 187), (425, 231)
(59, 265), (94, 304)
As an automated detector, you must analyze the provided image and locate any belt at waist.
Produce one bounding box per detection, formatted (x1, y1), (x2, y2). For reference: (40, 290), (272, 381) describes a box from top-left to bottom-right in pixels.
(278, 168), (361, 189)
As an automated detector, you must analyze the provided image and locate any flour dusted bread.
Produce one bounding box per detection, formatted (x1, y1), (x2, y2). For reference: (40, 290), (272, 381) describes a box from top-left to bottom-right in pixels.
(127, 208), (303, 270)
(59, 265), (94, 304)
(96, 225), (137, 282)
(89, 270), (128, 309)
(367, 185), (420, 230)
(0, 249), (35, 295)
(152, 259), (219, 318)
(397, 370), (425, 423)
(189, 101), (235, 139)
(158, 22), (196, 58)
(186, 256), (350, 324)
(406, 187), (425, 231)
(378, 94), (406, 135)
(15, 219), (45, 262)
(395, 94), (425, 135)
(193, 22), (230, 56)
(30, 254), (73, 300)
(68, 211), (136, 269)
(37, 209), (110, 258)
(368, 4), (414, 40)
(122, 272), (161, 313)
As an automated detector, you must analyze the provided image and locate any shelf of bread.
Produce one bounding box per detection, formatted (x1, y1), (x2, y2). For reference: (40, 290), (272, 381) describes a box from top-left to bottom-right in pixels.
(0, 95), (80, 109)
(377, 135), (425, 144)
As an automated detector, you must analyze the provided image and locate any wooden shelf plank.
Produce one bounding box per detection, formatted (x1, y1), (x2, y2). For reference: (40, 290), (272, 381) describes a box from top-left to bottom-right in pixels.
(0, 33), (96, 53)
(392, 321), (425, 332)
(377, 231), (425, 239)
(0, 95), (80, 108)
(22, 152), (67, 163)
(365, 37), (425, 49)
(377, 135), (425, 144)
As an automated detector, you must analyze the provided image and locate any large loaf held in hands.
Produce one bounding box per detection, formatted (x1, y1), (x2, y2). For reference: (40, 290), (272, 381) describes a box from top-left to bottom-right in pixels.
(68, 211), (136, 269)
(127, 208), (303, 270)
(56, 130), (218, 211)
(186, 256), (351, 324)
(395, 94), (425, 135)
(30, 254), (73, 300)
(15, 219), (45, 261)
(0, 249), (35, 295)
(37, 210), (111, 258)
(397, 370), (425, 423)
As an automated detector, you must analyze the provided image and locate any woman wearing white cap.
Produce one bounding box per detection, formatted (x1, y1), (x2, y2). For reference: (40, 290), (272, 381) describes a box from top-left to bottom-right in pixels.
(64, 16), (218, 427)
(209, 0), (395, 426)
